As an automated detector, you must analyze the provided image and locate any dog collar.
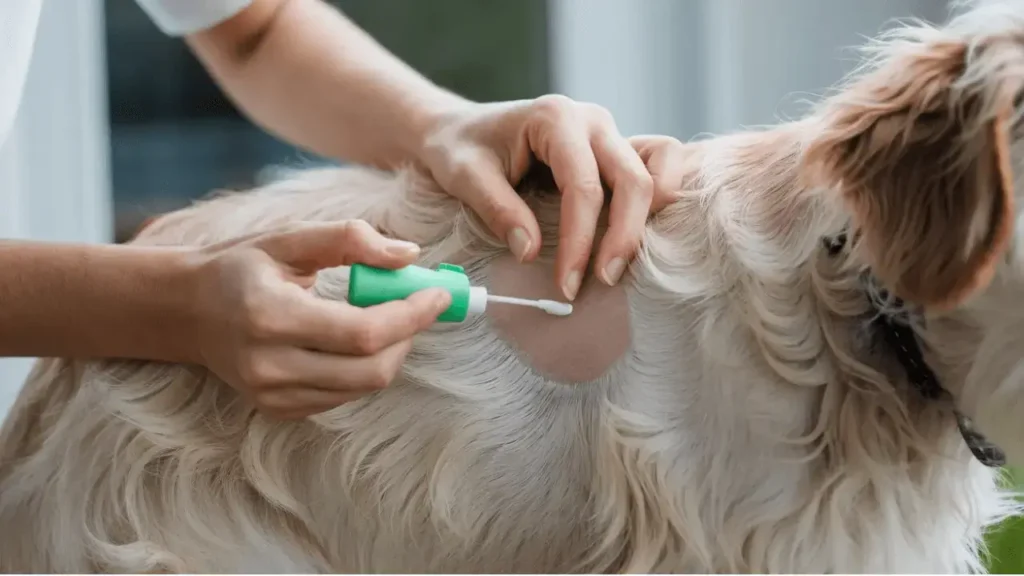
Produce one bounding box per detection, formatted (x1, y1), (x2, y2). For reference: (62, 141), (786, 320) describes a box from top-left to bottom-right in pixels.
(823, 233), (1005, 468)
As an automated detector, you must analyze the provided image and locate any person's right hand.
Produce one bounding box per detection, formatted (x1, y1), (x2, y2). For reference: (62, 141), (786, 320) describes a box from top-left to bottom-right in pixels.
(186, 220), (451, 420)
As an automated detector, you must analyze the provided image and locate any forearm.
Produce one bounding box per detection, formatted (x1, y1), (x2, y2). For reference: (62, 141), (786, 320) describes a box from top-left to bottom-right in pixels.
(185, 0), (469, 169)
(0, 241), (200, 363)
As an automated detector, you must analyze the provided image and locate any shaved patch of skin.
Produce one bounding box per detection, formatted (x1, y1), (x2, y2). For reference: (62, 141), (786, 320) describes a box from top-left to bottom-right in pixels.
(485, 254), (632, 384)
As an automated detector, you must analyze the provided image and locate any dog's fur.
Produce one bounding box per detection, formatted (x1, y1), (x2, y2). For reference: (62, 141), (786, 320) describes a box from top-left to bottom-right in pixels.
(3, 1), (1024, 572)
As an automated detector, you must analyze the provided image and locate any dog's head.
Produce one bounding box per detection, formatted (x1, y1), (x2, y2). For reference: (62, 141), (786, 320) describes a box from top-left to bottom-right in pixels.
(804, 0), (1024, 312)
(802, 0), (1024, 462)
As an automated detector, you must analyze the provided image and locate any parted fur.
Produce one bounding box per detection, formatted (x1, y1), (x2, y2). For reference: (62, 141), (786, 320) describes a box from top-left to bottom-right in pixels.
(3, 1), (1024, 572)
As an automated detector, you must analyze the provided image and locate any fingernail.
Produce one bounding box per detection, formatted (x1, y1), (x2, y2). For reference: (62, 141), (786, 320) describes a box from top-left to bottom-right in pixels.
(507, 227), (532, 262)
(434, 289), (452, 310)
(562, 270), (581, 301)
(386, 240), (421, 257)
(602, 257), (626, 286)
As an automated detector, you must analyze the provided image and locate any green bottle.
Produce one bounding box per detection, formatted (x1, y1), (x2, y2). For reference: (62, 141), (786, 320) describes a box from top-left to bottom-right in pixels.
(347, 262), (574, 323)
(347, 262), (487, 323)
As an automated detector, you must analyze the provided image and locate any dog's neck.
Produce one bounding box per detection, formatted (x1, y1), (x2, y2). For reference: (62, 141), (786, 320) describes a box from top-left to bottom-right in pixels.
(635, 123), (1005, 471)
(823, 232), (1006, 467)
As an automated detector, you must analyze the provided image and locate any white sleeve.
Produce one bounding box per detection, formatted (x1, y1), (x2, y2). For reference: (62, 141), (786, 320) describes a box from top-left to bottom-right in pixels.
(134, 0), (253, 36)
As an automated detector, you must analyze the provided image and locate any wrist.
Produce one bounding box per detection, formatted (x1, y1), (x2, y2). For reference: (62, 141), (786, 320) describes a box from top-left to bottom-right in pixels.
(143, 246), (209, 365)
(402, 90), (476, 168)
(75, 244), (208, 365)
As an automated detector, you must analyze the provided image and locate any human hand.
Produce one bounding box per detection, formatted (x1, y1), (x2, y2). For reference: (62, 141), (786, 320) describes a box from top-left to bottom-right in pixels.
(417, 95), (655, 301)
(186, 220), (450, 420)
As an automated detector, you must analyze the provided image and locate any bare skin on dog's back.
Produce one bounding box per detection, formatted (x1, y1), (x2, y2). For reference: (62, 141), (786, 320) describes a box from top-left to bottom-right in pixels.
(486, 254), (631, 383)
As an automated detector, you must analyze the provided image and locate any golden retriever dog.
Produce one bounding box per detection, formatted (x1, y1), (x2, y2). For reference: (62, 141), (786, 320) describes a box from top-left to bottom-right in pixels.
(2, 0), (1024, 571)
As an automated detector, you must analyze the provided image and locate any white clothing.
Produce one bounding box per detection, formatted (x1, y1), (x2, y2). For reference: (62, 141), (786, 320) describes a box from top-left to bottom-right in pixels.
(134, 0), (254, 36)
(0, 0), (252, 148)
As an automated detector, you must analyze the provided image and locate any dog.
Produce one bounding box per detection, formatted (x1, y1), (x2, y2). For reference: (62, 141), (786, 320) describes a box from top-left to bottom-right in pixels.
(2, 0), (1024, 572)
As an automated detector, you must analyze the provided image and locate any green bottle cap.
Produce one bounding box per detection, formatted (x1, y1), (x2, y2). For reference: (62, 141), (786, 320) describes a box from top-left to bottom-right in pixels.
(347, 262), (487, 323)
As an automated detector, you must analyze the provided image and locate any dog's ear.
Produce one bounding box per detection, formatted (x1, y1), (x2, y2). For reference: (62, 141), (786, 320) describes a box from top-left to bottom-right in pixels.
(803, 24), (1023, 311)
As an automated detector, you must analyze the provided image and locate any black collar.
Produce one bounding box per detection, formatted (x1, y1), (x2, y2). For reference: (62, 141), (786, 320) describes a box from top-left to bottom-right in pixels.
(824, 234), (1005, 468)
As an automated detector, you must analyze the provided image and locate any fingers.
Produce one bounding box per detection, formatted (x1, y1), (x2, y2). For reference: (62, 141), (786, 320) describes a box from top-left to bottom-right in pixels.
(442, 153), (542, 263)
(251, 339), (415, 419)
(553, 167), (602, 301)
(527, 97), (605, 300)
(265, 338), (413, 393)
(258, 220), (422, 273)
(239, 287), (447, 419)
(257, 388), (368, 420)
(591, 131), (654, 286)
(270, 287), (451, 355)
(631, 135), (690, 212)
(526, 97), (656, 295)
(249, 340), (410, 419)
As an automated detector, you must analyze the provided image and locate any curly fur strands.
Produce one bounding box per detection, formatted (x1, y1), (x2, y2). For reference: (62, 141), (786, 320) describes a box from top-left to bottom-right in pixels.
(2, 1), (1024, 572)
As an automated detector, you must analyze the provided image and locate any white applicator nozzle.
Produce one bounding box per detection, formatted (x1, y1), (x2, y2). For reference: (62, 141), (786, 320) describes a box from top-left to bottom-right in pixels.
(485, 294), (574, 316)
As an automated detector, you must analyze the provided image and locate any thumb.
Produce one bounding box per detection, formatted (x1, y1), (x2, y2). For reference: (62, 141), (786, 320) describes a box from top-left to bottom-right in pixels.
(257, 220), (421, 273)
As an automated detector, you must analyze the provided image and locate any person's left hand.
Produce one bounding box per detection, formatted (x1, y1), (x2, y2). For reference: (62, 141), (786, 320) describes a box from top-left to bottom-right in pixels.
(416, 95), (655, 302)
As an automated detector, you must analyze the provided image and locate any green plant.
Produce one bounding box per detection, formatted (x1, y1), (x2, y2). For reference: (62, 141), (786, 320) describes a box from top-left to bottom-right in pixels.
(985, 468), (1024, 573)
